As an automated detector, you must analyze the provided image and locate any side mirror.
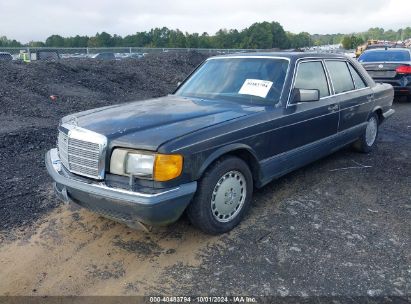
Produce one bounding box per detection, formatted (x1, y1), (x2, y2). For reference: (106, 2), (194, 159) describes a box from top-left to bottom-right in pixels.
(291, 88), (320, 103)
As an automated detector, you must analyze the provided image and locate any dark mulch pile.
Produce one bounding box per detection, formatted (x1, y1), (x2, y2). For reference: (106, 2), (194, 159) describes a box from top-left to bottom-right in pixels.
(0, 52), (209, 232)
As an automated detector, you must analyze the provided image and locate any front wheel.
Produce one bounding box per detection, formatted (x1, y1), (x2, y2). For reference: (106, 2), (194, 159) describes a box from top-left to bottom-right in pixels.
(187, 156), (253, 235)
(353, 113), (379, 153)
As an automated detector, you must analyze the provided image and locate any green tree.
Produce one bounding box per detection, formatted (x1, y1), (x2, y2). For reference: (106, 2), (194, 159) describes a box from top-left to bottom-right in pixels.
(341, 35), (364, 49)
(0, 36), (22, 47)
(214, 29), (229, 48)
(29, 41), (45, 47)
(402, 27), (411, 40)
(123, 32), (150, 47)
(288, 32), (311, 48)
(148, 27), (171, 47)
(241, 22), (273, 49)
(198, 32), (212, 48)
(45, 35), (64, 47)
(341, 35), (352, 49)
(241, 21), (289, 49)
(168, 29), (186, 48)
(185, 33), (200, 48)
(3, 21), (410, 50)
(270, 21), (289, 49)
(95, 32), (113, 47)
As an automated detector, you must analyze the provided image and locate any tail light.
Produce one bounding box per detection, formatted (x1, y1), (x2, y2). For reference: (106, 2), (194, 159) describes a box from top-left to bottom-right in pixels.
(396, 65), (411, 74)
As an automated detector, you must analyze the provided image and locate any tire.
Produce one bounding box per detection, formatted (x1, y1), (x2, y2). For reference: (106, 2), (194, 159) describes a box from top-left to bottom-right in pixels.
(187, 156), (253, 235)
(353, 112), (379, 153)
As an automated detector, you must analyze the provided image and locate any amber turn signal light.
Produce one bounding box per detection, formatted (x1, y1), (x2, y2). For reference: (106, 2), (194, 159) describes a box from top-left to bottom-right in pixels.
(154, 154), (183, 181)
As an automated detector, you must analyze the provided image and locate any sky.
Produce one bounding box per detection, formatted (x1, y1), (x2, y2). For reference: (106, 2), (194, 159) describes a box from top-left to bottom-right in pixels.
(1, 0), (410, 43)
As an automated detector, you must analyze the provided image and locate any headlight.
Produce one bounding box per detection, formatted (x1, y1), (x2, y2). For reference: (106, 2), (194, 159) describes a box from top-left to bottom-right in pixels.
(110, 149), (183, 181)
(126, 153), (155, 176)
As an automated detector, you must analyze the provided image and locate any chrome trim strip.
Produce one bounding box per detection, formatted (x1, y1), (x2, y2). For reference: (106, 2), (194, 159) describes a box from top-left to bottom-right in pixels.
(286, 57), (372, 107)
(339, 99), (373, 111)
(324, 87), (370, 98)
(207, 56), (291, 61)
(174, 109), (338, 152)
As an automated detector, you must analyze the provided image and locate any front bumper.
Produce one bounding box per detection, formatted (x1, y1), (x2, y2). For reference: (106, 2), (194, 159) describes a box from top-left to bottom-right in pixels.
(45, 148), (197, 228)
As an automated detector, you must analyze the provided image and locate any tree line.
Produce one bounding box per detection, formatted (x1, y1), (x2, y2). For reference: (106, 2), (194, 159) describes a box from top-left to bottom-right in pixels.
(340, 27), (411, 49)
(1, 22), (410, 50)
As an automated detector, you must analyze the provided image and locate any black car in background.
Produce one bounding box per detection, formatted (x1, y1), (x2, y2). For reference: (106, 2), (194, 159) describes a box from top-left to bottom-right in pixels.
(359, 48), (411, 101)
(0, 52), (13, 61)
(36, 50), (60, 60)
(91, 52), (116, 60)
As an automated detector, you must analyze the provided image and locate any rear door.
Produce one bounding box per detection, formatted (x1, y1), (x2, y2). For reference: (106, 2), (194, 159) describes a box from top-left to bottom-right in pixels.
(324, 60), (373, 132)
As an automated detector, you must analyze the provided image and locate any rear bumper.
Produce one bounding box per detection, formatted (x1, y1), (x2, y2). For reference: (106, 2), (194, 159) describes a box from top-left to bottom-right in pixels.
(373, 77), (411, 96)
(45, 148), (197, 227)
(393, 88), (411, 96)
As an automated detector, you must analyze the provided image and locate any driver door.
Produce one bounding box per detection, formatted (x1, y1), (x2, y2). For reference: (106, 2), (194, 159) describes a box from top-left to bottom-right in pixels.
(262, 60), (340, 177)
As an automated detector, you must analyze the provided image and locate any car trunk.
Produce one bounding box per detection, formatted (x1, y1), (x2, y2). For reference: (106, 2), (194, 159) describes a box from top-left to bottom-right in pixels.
(362, 62), (410, 79)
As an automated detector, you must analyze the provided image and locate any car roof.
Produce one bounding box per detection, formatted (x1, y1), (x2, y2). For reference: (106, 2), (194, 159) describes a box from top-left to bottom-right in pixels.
(210, 52), (347, 60)
(363, 47), (411, 52)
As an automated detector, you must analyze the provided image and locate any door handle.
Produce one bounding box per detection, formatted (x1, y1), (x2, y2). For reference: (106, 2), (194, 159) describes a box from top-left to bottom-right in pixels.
(328, 104), (339, 112)
(366, 94), (374, 101)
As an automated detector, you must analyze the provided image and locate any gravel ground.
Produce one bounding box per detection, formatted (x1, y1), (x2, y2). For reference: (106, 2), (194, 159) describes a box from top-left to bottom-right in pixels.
(0, 52), (209, 232)
(0, 54), (410, 300)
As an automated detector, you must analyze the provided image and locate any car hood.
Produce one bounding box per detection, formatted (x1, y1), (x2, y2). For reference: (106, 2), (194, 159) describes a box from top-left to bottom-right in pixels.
(63, 95), (264, 151)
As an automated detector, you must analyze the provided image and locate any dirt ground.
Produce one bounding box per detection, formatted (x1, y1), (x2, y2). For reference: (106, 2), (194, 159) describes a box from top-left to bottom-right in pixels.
(0, 55), (410, 297)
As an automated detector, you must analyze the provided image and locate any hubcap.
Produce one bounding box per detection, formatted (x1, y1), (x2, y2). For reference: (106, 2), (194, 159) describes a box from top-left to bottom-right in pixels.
(365, 116), (378, 146)
(211, 170), (247, 223)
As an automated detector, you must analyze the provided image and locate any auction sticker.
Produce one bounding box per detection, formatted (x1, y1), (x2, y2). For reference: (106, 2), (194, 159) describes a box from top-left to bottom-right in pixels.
(239, 79), (273, 98)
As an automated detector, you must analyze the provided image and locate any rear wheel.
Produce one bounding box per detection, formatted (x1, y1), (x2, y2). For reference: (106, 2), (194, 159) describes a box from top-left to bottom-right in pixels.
(187, 156), (253, 235)
(353, 113), (379, 153)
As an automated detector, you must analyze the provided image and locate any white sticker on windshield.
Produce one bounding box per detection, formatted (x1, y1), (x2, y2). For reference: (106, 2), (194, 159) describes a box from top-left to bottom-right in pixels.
(239, 79), (273, 98)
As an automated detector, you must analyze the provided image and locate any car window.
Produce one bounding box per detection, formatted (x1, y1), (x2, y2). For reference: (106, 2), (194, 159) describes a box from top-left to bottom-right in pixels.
(358, 50), (410, 62)
(325, 61), (355, 94)
(348, 64), (367, 89)
(294, 61), (329, 98)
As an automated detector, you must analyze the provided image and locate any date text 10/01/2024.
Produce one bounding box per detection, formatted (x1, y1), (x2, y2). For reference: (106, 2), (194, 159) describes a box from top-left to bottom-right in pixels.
(149, 296), (257, 303)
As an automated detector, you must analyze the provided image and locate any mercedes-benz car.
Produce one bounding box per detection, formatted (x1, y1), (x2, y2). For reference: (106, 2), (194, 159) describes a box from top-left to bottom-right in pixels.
(45, 53), (394, 234)
(359, 48), (411, 101)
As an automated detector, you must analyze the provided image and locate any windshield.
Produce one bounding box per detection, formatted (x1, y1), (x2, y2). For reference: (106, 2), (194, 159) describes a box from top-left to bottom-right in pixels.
(175, 57), (289, 104)
(359, 50), (410, 62)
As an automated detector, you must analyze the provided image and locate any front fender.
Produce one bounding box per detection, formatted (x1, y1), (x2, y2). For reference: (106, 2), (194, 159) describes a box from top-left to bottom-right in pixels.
(195, 143), (260, 181)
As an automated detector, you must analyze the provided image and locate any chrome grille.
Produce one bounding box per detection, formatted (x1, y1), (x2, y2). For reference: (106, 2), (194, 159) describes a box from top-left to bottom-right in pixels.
(58, 131), (69, 169)
(57, 124), (107, 179)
